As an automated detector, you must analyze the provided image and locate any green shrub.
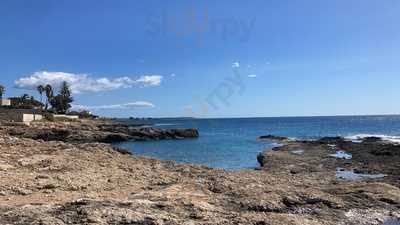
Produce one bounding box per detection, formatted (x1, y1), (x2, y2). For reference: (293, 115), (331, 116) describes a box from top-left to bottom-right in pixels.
(43, 112), (54, 122)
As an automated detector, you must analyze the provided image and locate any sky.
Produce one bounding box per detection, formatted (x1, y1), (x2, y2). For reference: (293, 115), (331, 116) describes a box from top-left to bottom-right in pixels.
(1, 0), (400, 118)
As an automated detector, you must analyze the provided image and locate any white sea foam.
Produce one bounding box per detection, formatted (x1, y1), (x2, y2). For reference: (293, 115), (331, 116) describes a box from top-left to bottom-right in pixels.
(288, 137), (299, 141)
(336, 168), (386, 180)
(153, 123), (179, 127)
(345, 134), (400, 144)
(270, 143), (284, 148)
(329, 150), (352, 160)
(291, 149), (304, 155)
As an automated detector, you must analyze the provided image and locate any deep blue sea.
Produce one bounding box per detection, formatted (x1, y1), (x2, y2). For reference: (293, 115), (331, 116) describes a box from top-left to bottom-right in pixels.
(115, 115), (400, 170)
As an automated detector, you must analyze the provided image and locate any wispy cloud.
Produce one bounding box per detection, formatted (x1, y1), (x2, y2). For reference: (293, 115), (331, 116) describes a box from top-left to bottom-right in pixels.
(232, 62), (240, 68)
(247, 74), (257, 78)
(15, 71), (163, 94)
(170, 73), (176, 77)
(72, 101), (155, 111)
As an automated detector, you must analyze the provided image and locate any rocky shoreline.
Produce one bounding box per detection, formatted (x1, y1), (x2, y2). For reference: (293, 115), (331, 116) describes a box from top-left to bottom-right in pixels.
(0, 119), (199, 143)
(0, 120), (399, 224)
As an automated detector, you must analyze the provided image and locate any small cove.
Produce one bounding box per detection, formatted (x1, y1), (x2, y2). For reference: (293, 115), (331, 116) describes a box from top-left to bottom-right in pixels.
(115, 116), (400, 170)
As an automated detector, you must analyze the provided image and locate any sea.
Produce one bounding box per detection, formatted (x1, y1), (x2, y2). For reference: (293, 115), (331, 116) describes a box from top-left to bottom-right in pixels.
(114, 115), (400, 170)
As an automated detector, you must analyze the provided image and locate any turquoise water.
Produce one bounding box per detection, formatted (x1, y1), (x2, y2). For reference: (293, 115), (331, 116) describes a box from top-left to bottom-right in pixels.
(115, 115), (400, 170)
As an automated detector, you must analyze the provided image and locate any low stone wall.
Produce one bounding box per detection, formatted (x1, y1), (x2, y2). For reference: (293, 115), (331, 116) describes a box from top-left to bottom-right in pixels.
(0, 109), (42, 122)
(54, 115), (79, 120)
(0, 112), (23, 122)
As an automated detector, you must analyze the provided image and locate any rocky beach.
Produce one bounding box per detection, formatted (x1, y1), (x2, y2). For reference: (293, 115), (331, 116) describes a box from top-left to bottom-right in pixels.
(0, 120), (399, 225)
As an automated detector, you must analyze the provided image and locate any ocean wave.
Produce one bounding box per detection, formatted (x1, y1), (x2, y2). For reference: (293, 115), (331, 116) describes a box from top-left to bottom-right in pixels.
(345, 134), (400, 144)
(270, 142), (284, 147)
(153, 123), (179, 127)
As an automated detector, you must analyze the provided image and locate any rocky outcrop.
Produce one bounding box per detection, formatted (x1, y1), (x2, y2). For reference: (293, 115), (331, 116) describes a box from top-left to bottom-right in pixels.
(5, 126), (132, 143)
(258, 136), (400, 187)
(258, 134), (289, 142)
(1, 120), (199, 143)
(128, 127), (199, 140)
(256, 152), (266, 167)
(362, 136), (384, 143)
(317, 136), (345, 144)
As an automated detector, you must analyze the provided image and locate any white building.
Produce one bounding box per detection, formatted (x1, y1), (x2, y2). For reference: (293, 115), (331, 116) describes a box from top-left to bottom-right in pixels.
(0, 99), (11, 106)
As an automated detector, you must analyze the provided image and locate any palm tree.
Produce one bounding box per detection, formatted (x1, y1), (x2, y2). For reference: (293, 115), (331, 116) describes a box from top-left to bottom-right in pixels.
(37, 85), (45, 105)
(0, 85), (4, 99)
(55, 81), (73, 114)
(45, 84), (53, 110)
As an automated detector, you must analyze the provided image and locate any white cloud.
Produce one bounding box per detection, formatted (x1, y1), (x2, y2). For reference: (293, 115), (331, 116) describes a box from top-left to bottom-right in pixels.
(15, 71), (163, 94)
(135, 75), (162, 86)
(232, 62), (240, 68)
(72, 101), (155, 111)
(247, 74), (257, 78)
(170, 73), (176, 77)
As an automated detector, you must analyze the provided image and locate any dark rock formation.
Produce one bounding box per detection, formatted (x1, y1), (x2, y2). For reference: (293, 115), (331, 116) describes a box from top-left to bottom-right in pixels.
(257, 152), (266, 167)
(111, 146), (132, 155)
(258, 134), (288, 141)
(362, 136), (383, 143)
(1, 120), (199, 143)
(7, 128), (72, 141)
(258, 136), (400, 188)
(317, 136), (345, 144)
(5, 127), (131, 143)
(101, 133), (132, 143)
(127, 127), (199, 141)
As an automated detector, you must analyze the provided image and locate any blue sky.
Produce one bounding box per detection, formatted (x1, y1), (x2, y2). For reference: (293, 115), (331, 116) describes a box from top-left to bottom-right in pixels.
(1, 0), (399, 118)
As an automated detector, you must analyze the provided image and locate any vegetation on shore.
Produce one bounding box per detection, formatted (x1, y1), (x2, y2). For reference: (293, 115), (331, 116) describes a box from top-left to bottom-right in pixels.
(1, 82), (73, 114)
(0, 82), (97, 119)
(0, 85), (5, 99)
